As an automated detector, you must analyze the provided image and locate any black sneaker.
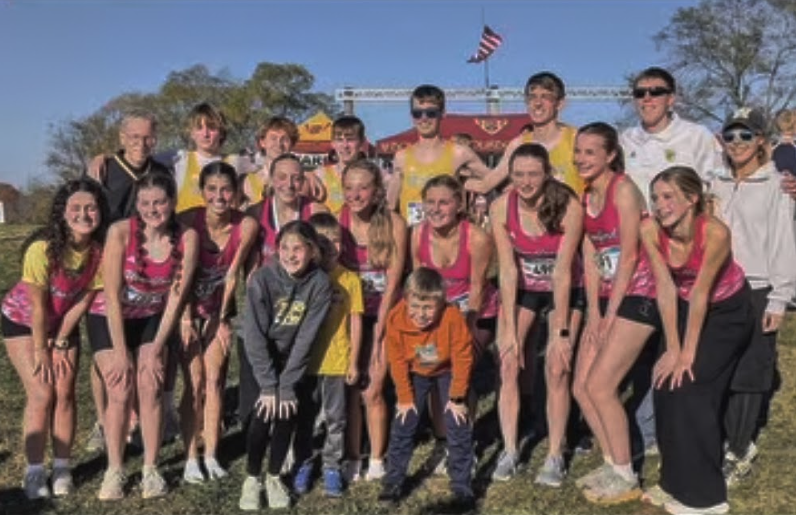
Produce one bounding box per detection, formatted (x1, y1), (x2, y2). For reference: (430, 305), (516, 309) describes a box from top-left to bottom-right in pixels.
(450, 490), (476, 512)
(378, 483), (402, 504)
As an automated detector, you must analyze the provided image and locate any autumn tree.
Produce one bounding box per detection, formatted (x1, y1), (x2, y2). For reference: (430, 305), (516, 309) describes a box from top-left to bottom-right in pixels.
(654, 0), (796, 127)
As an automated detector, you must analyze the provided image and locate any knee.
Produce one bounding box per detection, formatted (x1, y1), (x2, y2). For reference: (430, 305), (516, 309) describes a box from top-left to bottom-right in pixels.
(586, 375), (612, 404)
(106, 381), (131, 407)
(28, 384), (55, 412)
(500, 355), (519, 388)
(572, 377), (589, 405)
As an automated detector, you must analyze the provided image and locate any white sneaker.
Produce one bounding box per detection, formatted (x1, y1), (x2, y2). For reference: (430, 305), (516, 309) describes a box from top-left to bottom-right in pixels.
(97, 468), (126, 501)
(141, 466), (167, 499)
(183, 459), (205, 484)
(265, 474), (291, 509)
(205, 457), (228, 480)
(51, 467), (74, 497)
(23, 468), (50, 500)
(365, 459), (385, 481)
(239, 476), (262, 511)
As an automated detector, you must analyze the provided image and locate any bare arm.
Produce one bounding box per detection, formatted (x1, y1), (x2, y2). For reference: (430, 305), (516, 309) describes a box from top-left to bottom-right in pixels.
(489, 195), (518, 339)
(550, 199), (583, 333)
(386, 151), (405, 212)
(103, 222), (131, 353)
(463, 136), (519, 194)
(454, 144), (492, 179)
(151, 227), (199, 352)
(467, 223), (493, 316)
(409, 224), (421, 270)
(220, 215), (260, 321)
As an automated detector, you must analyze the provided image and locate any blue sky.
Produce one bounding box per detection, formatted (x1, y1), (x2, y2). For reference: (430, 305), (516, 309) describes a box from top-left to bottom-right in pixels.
(0, 0), (697, 188)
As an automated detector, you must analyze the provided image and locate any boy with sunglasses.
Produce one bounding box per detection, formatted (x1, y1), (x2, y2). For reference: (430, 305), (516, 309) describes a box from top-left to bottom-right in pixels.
(388, 84), (491, 226)
(621, 67), (723, 207)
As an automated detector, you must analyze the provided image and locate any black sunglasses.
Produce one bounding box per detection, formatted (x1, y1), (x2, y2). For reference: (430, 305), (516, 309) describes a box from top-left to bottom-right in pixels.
(411, 108), (441, 120)
(632, 87), (672, 99)
(721, 129), (755, 143)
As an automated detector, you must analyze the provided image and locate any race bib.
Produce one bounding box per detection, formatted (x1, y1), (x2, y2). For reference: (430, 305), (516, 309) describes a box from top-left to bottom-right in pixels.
(406, 201), (425, 226)
(449, 291), (470, 312)
(520, 256), (556, 281)
(596, 247), (620, 280)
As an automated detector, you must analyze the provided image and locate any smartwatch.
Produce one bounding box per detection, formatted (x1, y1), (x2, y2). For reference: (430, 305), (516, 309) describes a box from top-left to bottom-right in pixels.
(558, 328), (570, 339)
(54, 338), (70, 350)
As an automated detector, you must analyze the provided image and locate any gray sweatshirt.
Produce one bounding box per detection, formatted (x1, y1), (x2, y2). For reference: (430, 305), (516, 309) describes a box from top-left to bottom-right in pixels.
(244, 261), (331, 402)
(711, 161), (796, 314)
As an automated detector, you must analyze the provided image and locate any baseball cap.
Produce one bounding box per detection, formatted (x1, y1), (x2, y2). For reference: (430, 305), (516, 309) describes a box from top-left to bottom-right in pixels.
(722, 107), (766, 134)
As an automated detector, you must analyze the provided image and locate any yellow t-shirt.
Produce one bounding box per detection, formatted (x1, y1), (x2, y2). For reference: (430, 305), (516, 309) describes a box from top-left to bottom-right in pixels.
(523, 125), (584, 196)
(22, 240), (102, 290)
(400, 141), (456, 225)
(246, 172), (268, 204)
(318, 165), (344, 215)
(175, 151), (236, 213)
(308, 265), (364, 375)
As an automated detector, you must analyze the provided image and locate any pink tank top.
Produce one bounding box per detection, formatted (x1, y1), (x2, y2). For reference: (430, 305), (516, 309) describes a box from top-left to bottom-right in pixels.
(2, 243), (101, 333)
(660, 215), (745, 302)
(257, 195), (313, 265)
(506, 190), (582, 293)
(583, 174), (655, 298)
(417, 219), (498, 317)
(91, 217), (183, 319)
(192, 208), (243, 319)
(339, 205), (387, 317)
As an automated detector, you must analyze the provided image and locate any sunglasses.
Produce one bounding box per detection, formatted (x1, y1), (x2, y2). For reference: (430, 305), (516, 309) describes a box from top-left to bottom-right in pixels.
(632, 87), (672, 99)
(411, 108), (441, 120)
(721, 129), (755, 143)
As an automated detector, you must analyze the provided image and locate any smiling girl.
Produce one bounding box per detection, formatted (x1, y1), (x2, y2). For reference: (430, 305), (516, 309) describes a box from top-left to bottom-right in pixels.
(339, 159), (407, 481)
(238, 221), (332, 510)
(177, 162), (259, 484)
(88, 172), (198, 501)
(2, 179), (108, 499)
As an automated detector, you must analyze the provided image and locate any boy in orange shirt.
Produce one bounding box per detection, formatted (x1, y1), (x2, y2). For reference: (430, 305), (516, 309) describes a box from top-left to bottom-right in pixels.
(379, 267), (474, 507)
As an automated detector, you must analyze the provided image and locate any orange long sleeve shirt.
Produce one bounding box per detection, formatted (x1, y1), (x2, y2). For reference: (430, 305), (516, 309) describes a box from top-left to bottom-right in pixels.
(385, 299), (474, 405)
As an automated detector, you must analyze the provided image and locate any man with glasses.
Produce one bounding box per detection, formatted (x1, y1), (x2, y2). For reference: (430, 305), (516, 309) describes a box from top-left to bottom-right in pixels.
(621, 67), (723, 206)
(388, 84), (491, 226)
(464, 72), (584, 198)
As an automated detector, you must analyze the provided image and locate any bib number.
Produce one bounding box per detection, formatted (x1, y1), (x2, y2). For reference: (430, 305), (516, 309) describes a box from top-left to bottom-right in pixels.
(596, 247), (620, 280)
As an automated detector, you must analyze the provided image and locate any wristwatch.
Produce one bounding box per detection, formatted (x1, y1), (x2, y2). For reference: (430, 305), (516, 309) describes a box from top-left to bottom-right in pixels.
(558, 328), (570, 339)
(54, 338), (70, 350)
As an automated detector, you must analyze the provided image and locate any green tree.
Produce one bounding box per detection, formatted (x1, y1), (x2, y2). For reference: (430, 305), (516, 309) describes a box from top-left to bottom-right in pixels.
(654, 0), (796, 127)
(45, 62), (336, 180)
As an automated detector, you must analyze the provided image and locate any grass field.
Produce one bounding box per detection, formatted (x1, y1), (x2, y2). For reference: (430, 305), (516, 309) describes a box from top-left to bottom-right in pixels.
(1, 223), (795, 514)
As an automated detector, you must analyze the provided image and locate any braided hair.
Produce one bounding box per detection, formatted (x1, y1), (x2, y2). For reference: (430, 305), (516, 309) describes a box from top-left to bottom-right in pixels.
(132, 171), (183, 294)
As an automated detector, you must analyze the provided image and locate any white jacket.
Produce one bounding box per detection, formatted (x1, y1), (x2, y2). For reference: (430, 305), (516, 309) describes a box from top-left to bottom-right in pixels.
(711, 161), (796, 314)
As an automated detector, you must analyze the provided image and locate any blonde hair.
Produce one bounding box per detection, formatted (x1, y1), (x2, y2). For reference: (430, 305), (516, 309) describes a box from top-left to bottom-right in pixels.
(404, 267), (446, 302)
(775, 108), (796, 135)
(342, 159), (394, 269)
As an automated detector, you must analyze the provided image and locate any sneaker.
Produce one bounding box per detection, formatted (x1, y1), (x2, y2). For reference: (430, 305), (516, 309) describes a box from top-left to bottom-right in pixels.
(342, 459), (362, 483)
(378, 482), (402, 504)
(141, 466), (167, 499)
(183, 459), (205, 484)
(733, 442), (758, 480)
(450, 489), (476, 511)
(535, 455), (566, 487)
(323, 468), (343, 498)
(97, 468), (126, 501)
(642, 484), (674, 507)
(491, 451), (518, 482)
(85, 422), (105, 453)
(205, 457), (228, 480)
(583, 469), (641, 505)
(265, 474), (291, 509)
(293, 463), (313, 495)
(722, 450), (740, 487)
(575, 462), (613, 490)
(365, 459), (386, 481)
(239, 476), (262, 511)
(23, 468), (50, 500)
(51, 467), (74, 497)
(664, 499), (730, 515)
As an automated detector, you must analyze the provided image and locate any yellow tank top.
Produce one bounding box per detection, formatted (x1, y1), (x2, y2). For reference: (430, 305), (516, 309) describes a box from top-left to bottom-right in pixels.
(523, 125), (584, 196)
(319, 165), (344, 215)
(176, 151), (206, 213)
(246, 172), (268, 204)
(400, 141), (456, 225)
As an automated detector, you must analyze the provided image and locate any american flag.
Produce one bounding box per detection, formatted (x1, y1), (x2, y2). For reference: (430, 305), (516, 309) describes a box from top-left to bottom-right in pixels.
(467, 25), (504, 63)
